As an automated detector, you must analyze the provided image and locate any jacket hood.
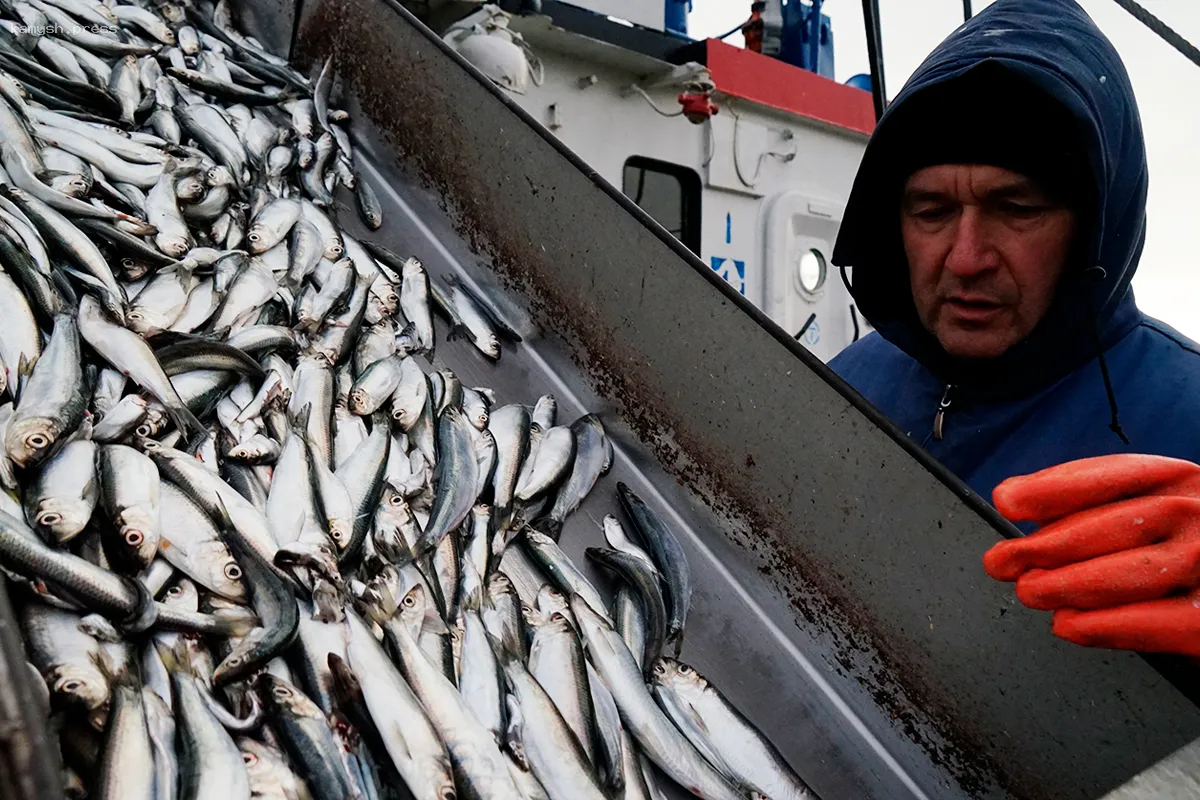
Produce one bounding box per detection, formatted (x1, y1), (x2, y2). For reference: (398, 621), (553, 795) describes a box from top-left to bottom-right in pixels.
(832, 0), (1147, 399)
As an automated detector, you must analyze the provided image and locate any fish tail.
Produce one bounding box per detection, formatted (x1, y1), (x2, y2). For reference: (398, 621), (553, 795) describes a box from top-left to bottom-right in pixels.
(167, 402), (207, 439)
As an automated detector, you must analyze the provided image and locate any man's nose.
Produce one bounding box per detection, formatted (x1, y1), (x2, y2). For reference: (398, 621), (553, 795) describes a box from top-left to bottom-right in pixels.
(943, 209), (999, 277)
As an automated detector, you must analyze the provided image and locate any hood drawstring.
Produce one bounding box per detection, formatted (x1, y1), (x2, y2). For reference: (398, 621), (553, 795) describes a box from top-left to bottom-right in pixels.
(1084, 265), (1130, 445)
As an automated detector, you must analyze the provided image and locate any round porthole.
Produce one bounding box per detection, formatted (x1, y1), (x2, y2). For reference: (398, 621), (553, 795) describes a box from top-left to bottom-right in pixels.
(796, 248), (827, 296)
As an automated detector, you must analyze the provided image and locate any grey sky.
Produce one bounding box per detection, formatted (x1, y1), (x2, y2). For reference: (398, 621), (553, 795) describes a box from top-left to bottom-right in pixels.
(689, 1), (1200, 340)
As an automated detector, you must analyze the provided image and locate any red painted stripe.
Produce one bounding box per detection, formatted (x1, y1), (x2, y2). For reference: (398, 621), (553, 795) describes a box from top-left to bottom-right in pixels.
(705, 39), (875, 136)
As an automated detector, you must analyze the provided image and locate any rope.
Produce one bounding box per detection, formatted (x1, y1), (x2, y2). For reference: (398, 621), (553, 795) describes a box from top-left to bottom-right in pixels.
(1110, 0), (1200, 69)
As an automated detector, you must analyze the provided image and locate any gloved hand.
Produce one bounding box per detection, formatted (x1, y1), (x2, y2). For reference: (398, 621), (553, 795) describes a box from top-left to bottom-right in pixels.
(982, 454), (1200, 657)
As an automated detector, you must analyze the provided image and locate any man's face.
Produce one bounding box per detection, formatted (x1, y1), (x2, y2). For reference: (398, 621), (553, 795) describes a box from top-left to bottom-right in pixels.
(900, 164), (1077, 359)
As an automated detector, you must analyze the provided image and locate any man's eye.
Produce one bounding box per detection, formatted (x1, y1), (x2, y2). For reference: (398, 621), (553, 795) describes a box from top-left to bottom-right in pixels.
(913, 206), (952, 221)
(1001, 202), (1046, 217)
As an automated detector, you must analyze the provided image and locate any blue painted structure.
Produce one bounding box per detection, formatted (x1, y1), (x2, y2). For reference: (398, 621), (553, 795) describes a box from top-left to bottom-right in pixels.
(779, 0), (835, 78)
(664, 0), (690, 36)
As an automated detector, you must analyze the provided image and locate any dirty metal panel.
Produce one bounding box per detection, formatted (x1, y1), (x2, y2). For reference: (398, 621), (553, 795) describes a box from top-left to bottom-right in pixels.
(251, 2), (1200, 798)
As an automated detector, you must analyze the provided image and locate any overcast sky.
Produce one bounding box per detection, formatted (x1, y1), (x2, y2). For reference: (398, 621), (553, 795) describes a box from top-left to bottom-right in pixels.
(689, 1), (1200, 341)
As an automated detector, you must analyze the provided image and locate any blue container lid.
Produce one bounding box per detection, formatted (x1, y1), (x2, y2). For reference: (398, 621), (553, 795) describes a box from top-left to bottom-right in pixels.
(845, 73), (873, 92)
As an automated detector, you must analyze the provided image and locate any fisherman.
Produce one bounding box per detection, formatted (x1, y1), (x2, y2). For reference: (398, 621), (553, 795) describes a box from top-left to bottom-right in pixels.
(829, 0), (1200, 659)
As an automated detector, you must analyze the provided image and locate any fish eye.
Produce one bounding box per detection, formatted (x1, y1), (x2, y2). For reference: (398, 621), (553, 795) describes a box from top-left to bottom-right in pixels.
(121, 258), (135, 268)
(652, 663), (665, 676)
(679, 664), (693, 675)
(273, 686), (291, 698)
(128, 312), (143, 320)
(26, 434), (48, 449)
(124, 530), (145, 547)
(389, 494), (403, 507)
(248, 232), (260, 242)
(224, 563), (243, 580)
(242, 752), (258, 766)
(440, 787), (456, 800)
(225, 655), (243, 667)
(136, 426), (153, 438)
(550, 612), (566, 622)
(38, 512), (62, 526)
(60, 679), (81, 692)
(167, 585), (183, 597)
(402, 595), (416, 608)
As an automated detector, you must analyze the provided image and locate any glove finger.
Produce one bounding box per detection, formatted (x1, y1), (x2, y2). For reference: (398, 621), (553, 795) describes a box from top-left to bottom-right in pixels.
(1052, 597), (1200, 657)
(993, 454), (1200, 525)
(982, 495), (1193, 581)
(1015, 542), (1200, 609)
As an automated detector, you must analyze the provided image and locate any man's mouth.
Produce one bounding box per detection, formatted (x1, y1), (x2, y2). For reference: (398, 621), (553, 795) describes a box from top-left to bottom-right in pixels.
(946, 296), (1005, 321)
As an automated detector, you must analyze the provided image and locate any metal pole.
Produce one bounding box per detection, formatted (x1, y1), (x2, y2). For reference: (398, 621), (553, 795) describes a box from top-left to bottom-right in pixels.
(963, 0), (973, 21)
(861, 0), (887, 120)
(808, 0), (824, 75)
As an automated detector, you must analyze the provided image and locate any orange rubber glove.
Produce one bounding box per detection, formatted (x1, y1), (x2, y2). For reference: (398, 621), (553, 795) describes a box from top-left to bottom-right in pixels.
(982, 454), (1200, 657)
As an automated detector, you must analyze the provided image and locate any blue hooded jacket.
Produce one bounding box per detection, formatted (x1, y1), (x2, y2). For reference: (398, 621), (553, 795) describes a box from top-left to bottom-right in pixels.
(828, 0), (1200, 509)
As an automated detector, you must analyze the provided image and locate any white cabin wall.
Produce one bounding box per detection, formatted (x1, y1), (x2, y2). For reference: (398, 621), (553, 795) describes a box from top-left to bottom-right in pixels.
(507, 48), (871, 361)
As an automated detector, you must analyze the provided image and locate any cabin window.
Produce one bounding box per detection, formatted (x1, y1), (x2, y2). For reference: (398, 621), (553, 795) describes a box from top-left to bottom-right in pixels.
(622, 157), (702, 255)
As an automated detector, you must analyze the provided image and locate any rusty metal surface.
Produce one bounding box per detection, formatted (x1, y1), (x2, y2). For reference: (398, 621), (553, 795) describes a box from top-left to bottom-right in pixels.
(249, 2), (1200, 798)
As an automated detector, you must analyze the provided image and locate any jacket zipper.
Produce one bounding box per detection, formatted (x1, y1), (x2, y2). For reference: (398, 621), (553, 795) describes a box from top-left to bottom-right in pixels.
(933, 384), (954, 441)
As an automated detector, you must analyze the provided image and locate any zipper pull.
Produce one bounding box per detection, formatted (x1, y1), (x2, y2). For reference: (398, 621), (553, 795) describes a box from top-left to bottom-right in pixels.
(933, 384), (953, 441)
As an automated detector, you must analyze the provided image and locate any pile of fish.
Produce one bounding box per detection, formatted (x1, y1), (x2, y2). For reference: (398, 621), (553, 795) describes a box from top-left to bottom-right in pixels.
(0, 1), (816, 799)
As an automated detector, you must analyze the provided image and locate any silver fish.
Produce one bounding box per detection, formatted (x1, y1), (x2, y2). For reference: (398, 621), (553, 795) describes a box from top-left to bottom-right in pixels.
(498, 643), (609, 800)
(400, 257), (434, 355)
(650, 658), (816, 800)
(413, 406), (479, 557)
(248, 198), (300, 254)
(0, 269), (40, 398)
(143, 688), (178, 800)
(25, 439), (98, 545)
(22, 602), (110, 713)
(489, 404), (531, 529)
(97, 444), (161, 571)
(93, 680), (155, 800)
(173, 669), (252, 800)
(542, 414), (608, 537)
(5, 312), (85, 469)
(528, 610), (597, 766)
(78, 295), (205, 436)
(570, 598), (743, 800)
(156, 480), (246, 602)
(385, 584), (525, 800)
(515, 426), (575, 502)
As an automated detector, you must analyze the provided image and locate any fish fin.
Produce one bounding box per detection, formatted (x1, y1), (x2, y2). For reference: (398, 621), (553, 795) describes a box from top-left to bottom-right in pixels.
(679, 697), (711, 738)
(460, 565), (484, 614)
(77, 613), (123, 643)
(50, 270), (77, 311)
(13, 353), (32, 400)
(289, 402), (313, 437)
(504, 692), (530, 769)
